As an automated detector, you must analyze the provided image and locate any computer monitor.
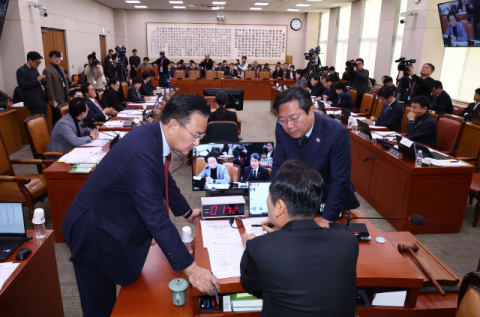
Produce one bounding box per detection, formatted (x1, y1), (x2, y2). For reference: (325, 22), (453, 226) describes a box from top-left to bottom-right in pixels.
(438, 1), (480, 47)
(203, 89), (244, 111)
(248, 181), (270, 217)
(0, 202), (26, 238)
(192, 142), (274, 192)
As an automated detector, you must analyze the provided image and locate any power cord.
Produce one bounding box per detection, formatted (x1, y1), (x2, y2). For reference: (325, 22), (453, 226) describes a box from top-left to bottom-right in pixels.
(229, 217), (244, 229)
(357, 141), (386, 162)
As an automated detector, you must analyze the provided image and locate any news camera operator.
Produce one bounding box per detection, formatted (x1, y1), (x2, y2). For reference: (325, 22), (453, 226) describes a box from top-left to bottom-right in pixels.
(405, 63), (435, 101)
(345, 58), (370, 108)
(84, 53), (104, 91)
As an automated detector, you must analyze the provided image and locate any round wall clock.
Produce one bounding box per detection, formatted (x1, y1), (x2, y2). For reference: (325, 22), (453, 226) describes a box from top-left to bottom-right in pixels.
(290, 18), (302, 31)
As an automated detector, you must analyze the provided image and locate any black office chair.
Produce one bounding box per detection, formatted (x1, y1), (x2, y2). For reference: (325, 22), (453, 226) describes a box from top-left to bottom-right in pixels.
(205, 121), (239, 143)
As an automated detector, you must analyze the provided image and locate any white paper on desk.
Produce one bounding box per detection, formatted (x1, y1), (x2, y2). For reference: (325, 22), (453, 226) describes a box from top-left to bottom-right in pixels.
(375, 131), (398, 136)
(98, 131), (127, 140)
(0, 262), (20, 290)
(12, 102), (24, 108)
(430, 159), (470, 167)
(400, 137), (413, 147)
(208, 241), (245, 279)
(120, 109), (142, 115)
(369, 125), (388, 129)
(200, 220), (242, 249)
(62, 147), (103, 164)
(327, 110), (341, 115)
(371, 133), (396, 142)
(102, 121), (124, 127)
(372, 291), (406, 307)
(78, 139), (109, 147)
(242, 217), (269, 236)
(356, 117), (367, 121)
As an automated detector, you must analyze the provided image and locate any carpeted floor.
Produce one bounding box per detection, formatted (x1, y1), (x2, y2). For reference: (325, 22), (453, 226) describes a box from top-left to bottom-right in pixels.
(9, 100), (480, 316)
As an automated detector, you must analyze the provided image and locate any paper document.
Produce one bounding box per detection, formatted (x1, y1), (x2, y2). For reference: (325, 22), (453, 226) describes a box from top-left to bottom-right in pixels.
(0, 262), (20, 290)
(356, 117), (367, 121)
(372, 291), (406, 307)
(78, 139), (109, 147)
(208, 241), (245, 279)
(59, 147), (103, 164)
(374, 131), (398, 136)
(12, 102), (24, 108)
(103, 121), (124, 127)
(200, 220), (242, 249)
(400, 138), (413, 147)
(370, 125), (388, 129)
(98, 131), (126, 140)
(371, 133), (396, 142)
(327, 110), (341, 115)
(430, 159), (470, 167)
(242, 217), (269, 236)
(120, 110), (142, 115)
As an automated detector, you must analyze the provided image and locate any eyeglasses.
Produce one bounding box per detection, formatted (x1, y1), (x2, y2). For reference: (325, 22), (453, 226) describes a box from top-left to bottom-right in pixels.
(277, 115), (302, 126)
(178, 120), (205, 140)
(33, 60), (42, 65)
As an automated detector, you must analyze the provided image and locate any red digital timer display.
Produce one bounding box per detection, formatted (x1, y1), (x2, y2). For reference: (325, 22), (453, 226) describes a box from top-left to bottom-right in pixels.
(202, 204), (245, 218)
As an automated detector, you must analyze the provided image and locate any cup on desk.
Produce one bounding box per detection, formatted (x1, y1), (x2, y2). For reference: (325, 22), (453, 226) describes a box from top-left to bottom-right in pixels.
(168, 278), (189, 306)
(424, 158), (432, 165)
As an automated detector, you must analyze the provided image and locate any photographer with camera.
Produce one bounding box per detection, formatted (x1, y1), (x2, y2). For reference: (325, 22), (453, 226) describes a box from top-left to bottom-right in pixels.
(345, 58), (370, 108)
(84, 53), (104, 91)
(405, 63), (435, 101)
(199, 54), (213, 78)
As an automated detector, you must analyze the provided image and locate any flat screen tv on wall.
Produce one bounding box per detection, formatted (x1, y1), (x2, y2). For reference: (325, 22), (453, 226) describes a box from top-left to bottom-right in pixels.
(438, 0), (480, 47)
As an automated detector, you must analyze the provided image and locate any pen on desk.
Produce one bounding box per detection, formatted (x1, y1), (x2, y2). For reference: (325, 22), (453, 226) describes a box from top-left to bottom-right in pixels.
(446, 161), (458, 163)
(211, 272), (220, 306)
(252, 224), (274, 228)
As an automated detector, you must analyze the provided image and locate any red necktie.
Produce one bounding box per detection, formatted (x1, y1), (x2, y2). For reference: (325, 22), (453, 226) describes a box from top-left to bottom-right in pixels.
(94, 99), (103, 111)
(164, 153), (171, 213)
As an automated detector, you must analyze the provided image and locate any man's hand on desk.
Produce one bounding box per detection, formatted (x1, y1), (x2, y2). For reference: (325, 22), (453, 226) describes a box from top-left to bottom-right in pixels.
(315, 216), (331, 228)
(364, 118), (374, 125)
(260, 219), (279, 233)
(241, 233), (256, 248)
(322, 95), (328, 101)
(184, 262), (220, 296)
(186, 208), (201, 225)
(407, 111), (417, 121)
(327, 101), (332, 105)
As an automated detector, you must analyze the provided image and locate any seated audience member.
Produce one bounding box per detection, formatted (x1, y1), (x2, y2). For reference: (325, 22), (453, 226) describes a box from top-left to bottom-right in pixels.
(445, 14), (469, 42)
(241, 153), (269, 182)
(251, 61), (259, 72)
(140, 71), (155, 96)
(68, 89), (83, 102)
(292, 69), (307, 89)
(429, 80), (453, 114)
(137, 57), (152, 73)
(127, 76), (146, 103)
(264, 63), (271, 71)
(81, 83), (116, 128)
(47, 97), (99, 156)
(265, 142), (274, 158)
(328, 81), (353, 110)
(328, 66), (340, 83)
(225, 63), (238, 78)
(12, 86), (23, 103)
(146, 70), (157, 90)
(257, 64), (263, 73)
(0, 89), (13, 109)
(196, 152), (231, 184)
(365, 86), (403, 132)
(309, 75), (324, 97)
(406, 96), (437, 149)
(189, 62), (198, 71)
(383, 76), (396, 91)
(282, 63), (289, 72)
(100, 78), (125, 112)
(285, 65), (296, 80)
(320, 76), (338, 102)
(460, 88), (480, 121)
(216, 62), (225, 71)
(222, 143), (238, 156)
(212, 62), (216, 70)
(240, 159), (358, 317)
(208, 91), (238, 126)
(260, 148), (273, 168)
(272, 65), (283, 79)
(175, 62), (186, 77)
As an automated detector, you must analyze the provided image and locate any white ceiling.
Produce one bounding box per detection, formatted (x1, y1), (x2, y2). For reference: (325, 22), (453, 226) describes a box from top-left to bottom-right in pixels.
(94, 0), (356, 13)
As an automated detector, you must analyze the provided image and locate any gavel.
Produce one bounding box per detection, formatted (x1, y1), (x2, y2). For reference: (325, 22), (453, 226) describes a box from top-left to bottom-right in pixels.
(397, 243), (446, 297)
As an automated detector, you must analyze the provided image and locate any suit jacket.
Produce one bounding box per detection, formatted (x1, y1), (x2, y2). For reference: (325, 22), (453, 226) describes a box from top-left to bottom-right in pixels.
(460, 102), (480, 122)
(331, 91), (353, 110)
(375, 99), (403, 132)
(292, 77), (307, 90)
(200, 59), (213, 70)
(127, 86), (145, 102)
(242, 166), (269, 182)
(272, 70), (283, 79)
(100, 87), (124, 112)
(406, 111), (437, 149)
(411, 75), (435, 99)
(197, 164), (231, 184)
(61, 123), (193, 285)
(285, 70), (296, 80)
(140, 81), (155, 96)
(154, 58), (170, 75)
(43, 64), (69, 104)
(240, 219), (358, 317)
(208, 110), (238, 126)
(85, 98), (107, 123)
(225, 69), (238, 78)
(104, 55), (113, 67)
(16, 64), (46, 111)
(271, 112), (360, 221)
(322, 86), (338, 102)
(84, 65), (105, 89)
(310, 82), (324, 97)
(445, 22), (469, 41)
(106, 63), (126, 82)
(12, 86), (23, 103)
(47, 113), (92, 153)
(429, 90), (453, 114)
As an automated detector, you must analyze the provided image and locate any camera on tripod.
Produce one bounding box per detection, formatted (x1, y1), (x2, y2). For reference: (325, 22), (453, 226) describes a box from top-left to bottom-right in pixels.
(115, 45), (127, 64)
(395, 57), (416, 72)
(304, 46), (320, 62)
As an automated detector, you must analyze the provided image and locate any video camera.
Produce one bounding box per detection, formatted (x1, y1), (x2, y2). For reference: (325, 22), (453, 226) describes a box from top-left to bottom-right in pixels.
(395, 57), (416, 72)
(89, 51), (100, 66)
(304, 46), (320, 62)
(115, 45), (127, 65)
(345, 60), (355, 71)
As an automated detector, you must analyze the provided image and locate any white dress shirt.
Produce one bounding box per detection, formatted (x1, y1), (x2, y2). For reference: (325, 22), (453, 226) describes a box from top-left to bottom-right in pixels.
(160, 122), (171, 164)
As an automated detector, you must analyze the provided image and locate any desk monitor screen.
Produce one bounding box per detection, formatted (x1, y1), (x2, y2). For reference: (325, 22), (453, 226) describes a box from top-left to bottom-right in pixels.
(0, 0), (10, 40)
(472, 110), (480, 126)
(203, 89), (244, 111)
(249, 182), (270, 217)
(0, 202), (26, 237)
(192, 142), (274, 192)
(438, 1), (480, 47)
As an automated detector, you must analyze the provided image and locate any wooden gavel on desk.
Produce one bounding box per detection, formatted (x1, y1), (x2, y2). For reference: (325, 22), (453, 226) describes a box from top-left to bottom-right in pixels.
(397, 243), (446, 297)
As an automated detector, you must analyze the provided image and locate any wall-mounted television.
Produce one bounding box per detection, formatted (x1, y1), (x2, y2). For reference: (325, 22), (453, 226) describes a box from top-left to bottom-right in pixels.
(203, 89), (244, 111)
(192, 142), (274, 191)
(438, 0), (480, 47)
(0, 0), (10, 40)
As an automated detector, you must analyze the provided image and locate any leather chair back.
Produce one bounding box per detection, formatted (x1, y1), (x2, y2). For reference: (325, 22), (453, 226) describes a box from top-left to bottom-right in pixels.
(258, 71), (270, 80)
(460, 20), (475, 41)
(223, 162), (241, 182)
(23, 115), (50, 159)
(269, 70), (274, 78)
(372, 84), (382, 95)
(441, 16), (450, 34)
(217, 71), (225, 78)
(401, 107), (412, 132)
(205, 70), (216, 79)
(205, 122), (239, 143)
(98, 91), (104, 101)
(121, 82), (128, 100)
(205, 96), (216, 112)
(437, 115), (465, 155)
(372, 97), (383, 119)
(189, 70), (201, 79)
(244, 70), (256, 79)
(195, 156), (207, 176)
(174, 70), (185, 79)
(0, 132), (13, 176)
(453, 105), (466, 116)
(60, 106), (69, 117)
(349, 88), (358, 106)
(72, 74), (79, 85)
(456, 272), (480, 317)
(358, 92), (375, 115)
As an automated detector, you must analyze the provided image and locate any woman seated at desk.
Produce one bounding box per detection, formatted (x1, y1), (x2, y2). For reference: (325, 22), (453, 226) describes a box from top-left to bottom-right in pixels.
(271, 65), (284, 80)
(292, 69), (307, 89)
(196, 152), (231, 184)
(47, 97), (99, 157)
(127, 76), (145, 103)
(328, 81), (353, 110)
(208, 91), (238, 126)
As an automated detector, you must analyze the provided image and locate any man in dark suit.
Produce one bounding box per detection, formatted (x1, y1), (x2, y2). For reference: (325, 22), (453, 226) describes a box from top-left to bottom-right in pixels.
(271, 87), (360, 228)
(460, 88), (480, 122)
(154, 52), (170, 87)
(43, 50), (70, 126)
(309, 74), (324, 97)
(429, 81), (453, 114)
(365, 86), (403, 132)
(106, 54), (126, 82)
(104, 49), (114, 67)
(406, 63), (435, 101)
(100, 78), (125, 112)
(406, 96), (437, 149)
(61, 94), (219, 316)
(328, 66), (340, 83)
(129, 49), (141, 78)
(241, 159), (358, 317)
(241, 153), (269, 182)
(225, 63), (238, 78)
(16, 51), (47, 116)
(319, 76), (338, 102)
(383, 75), (396, 92)
(81, 83), (116, 129)
(140, 71), (155, 96)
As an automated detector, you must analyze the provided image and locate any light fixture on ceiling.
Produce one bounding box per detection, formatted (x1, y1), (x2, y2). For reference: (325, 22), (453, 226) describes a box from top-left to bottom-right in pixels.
(169, 1), (183, 3)
(295, 4), (310, 6)
(212, 1), (226, 4)
(134, 5), (147, 8)
(254, 2), (268, 5)
(173, 6), (186, 8)
(287, 8), (300, 11)
(217, 14), (224, 21)
(125, 0), (141, 3)
(250, 7), (262, 10)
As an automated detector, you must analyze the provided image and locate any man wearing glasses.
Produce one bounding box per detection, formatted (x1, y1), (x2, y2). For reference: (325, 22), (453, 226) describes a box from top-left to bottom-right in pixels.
(16, 51), (48, 117)
(271, 87), (359, 229)
(61, 94), (219, 317)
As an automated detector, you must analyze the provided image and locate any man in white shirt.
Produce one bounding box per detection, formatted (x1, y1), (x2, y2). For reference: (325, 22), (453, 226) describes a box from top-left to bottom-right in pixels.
(80, 83), (116, 127)
(238, 56), (248, 79)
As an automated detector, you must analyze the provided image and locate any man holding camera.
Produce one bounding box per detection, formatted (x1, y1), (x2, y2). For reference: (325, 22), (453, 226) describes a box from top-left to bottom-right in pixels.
(84, 53), (104, 91)
(43, 50), (70, 126)
(405, 63), (435, 102)
(154, 52), (170, 87)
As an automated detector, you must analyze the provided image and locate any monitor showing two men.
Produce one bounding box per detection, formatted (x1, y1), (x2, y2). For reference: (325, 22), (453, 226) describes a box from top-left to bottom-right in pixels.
(192, 142), (274, 191)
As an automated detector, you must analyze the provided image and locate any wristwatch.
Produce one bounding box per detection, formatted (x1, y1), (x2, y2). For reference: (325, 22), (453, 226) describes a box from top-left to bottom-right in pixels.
(183, 209), (193, 219)
(409, 120), (414, 124)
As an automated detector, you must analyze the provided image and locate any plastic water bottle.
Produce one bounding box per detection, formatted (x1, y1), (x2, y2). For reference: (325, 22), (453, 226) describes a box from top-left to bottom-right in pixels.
(181, 226), (193, 254)
(415, 150), (423, 168)
(352, 121), (358, 134)
(347, 116), (354, 129)
(32, 208), (46, 239)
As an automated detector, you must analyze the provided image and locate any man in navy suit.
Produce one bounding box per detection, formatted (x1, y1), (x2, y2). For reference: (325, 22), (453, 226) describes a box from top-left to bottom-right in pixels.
(271, 87), (359, 228)
(242, 153), (270, 182)
(364, 86), (403, 132)
(80, 83), (116, 129)
(61, 94), (220, 316)
(320, 76), (338, 102)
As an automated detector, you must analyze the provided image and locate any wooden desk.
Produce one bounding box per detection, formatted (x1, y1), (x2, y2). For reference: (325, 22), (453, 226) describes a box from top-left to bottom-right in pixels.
(349, 131), (475, 234)
(112, 210), (459, 317)
(98, 116), (133, 132)
(0, 230), (64, 317)
(0, 109), (22, 155)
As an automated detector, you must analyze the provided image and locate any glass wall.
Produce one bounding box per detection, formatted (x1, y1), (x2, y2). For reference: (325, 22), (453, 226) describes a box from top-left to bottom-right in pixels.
(318, 11), (330, 67)
(358, 0), (382, 76)
(334, 4), (352, 71)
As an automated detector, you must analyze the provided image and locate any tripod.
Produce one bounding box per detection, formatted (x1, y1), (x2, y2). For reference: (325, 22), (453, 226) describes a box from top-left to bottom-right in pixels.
(394, 71), (411, 105)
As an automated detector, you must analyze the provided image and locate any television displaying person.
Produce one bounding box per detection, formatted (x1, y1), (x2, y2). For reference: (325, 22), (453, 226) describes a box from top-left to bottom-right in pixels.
(196, 152), (231, 184)
(241, 153), (269, 182)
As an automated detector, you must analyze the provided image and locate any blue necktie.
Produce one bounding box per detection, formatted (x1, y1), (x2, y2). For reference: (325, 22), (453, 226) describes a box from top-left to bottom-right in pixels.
(297, 135), (308, 146)
(383, 104), (389, 116)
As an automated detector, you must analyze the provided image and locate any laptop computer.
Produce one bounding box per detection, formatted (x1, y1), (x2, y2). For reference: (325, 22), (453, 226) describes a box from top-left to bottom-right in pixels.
(341, 108), (351, 125)
(317, 100), (327, 113)
(435, 105), (445, 115)
(471, 111), (480, 126)
(356, 119), (372, 139)
(0, 202), (27, 261)
(248, 181), (270, 217)
(395, 135), (450, 161)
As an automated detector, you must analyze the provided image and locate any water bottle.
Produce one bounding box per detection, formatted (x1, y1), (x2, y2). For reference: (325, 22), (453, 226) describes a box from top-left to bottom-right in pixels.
(415, 150), (423, 168)
(352, 122), (358, 134)
(181, 226), (193, 254)
(32, 208), (46, 239)
(347, 116), (354, 129)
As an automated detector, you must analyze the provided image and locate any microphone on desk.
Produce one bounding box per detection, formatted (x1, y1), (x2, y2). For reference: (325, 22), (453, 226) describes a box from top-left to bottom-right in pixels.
(343, 214), (426, 227)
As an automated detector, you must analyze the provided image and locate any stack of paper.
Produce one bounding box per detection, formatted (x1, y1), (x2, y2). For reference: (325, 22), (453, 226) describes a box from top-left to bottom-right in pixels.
(118, 110), (143, 118)
(242, 217), (269, 236)
(370, 125), (388, 129)
(69, 163), (96, 173)
(327, 110), (341, 115)
(58, 147), (103, 164)
(430, 159), (470, 167)
(0, 262), (20, 290)
(230, 293), (263, 312)
(78, 139), (109, 147)
(98, 131), (127, 140)
(103, 121), (124, 127)
(372, 291), (406, 307)
(11, 102), (24, 108)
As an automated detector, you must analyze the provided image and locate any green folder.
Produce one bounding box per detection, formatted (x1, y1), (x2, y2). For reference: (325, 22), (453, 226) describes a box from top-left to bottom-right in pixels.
(230, 293), (263, 308)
